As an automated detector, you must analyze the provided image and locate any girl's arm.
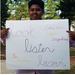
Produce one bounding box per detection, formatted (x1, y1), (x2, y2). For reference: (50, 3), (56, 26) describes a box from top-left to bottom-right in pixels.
(0, 37), (6, 45)
(67, 31), (75, 47)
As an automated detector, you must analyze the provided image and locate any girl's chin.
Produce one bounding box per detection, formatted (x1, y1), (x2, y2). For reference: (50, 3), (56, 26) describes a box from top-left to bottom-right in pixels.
(31, 18), (38, 20)
(30, 16), (42, 20)
(33, 17), (38, 19)
(31, 18), (42, 20)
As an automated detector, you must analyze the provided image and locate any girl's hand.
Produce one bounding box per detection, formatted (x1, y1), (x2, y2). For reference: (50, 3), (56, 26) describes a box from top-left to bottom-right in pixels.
(1, 28), (10, 38)
(67, 31), (75, 41)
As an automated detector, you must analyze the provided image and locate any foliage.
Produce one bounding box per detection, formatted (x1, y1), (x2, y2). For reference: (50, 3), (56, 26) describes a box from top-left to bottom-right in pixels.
(7, 0), (29, 20)
(74, 22), (75, 25)
(70, 47), (75, 56)
(44, 0), (60, 19)
(1, 0), (10, 29)
(57, 0), (75, 27)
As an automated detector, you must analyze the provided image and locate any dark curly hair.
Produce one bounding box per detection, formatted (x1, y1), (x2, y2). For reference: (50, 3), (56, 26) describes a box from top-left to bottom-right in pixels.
(28, 0), (44, 10)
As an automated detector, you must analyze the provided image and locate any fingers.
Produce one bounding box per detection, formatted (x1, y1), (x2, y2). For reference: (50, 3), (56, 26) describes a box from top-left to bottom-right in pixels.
(66, 31), (74, 34)
(5, 28), (10, 33)
(66, 31), (75, 40)
(6, 28), (10, 30)
(1, 28), (10, 38)
(66, 31), (74, 35)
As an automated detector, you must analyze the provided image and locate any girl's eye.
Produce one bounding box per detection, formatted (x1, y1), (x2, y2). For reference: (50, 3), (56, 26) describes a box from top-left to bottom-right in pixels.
(30, 9), (34, 11)
(37, 9), (41, 11)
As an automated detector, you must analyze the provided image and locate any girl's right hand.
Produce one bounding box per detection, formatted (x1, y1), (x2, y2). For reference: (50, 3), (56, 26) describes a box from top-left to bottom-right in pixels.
(1, 28), (10, 38)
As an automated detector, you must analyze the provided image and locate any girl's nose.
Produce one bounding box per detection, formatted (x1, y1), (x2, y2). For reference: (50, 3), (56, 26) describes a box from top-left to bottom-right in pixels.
(33, 10), (37, 13)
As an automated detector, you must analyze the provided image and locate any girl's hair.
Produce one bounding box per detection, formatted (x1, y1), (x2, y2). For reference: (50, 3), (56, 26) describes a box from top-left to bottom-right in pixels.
(28, 0), (44, 10)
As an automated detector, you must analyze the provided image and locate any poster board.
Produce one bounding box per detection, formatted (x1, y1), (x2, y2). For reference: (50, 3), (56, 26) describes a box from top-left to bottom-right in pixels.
(6, 20), (70, 69)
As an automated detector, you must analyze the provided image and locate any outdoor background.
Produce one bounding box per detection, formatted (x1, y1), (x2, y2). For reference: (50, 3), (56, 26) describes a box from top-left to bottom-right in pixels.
(0, 0), (75, 74)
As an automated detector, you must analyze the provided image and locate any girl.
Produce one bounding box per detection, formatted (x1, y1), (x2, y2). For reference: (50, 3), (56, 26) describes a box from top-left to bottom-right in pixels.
(1, 0), (75, 74)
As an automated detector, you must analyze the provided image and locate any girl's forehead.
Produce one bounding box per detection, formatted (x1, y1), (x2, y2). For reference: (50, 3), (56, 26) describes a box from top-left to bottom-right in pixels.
(29, 5), (42, 9)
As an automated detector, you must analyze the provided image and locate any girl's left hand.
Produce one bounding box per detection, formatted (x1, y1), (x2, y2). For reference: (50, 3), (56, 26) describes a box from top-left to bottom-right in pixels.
(67, 31), (75, 40)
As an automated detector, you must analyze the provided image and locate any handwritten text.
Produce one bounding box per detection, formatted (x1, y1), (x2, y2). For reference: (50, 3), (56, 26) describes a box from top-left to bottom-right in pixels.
(37, 55), (66, 67)
(9, 23), (35, 38)
(25, 38), (55, 53)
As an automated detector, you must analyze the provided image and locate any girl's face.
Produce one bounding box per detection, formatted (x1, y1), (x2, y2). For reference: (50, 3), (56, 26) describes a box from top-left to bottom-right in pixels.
(29, 4), (44, 20)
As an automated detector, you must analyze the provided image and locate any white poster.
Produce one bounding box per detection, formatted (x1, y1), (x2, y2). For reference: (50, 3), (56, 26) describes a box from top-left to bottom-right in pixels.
(6, 20), (70, 69)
